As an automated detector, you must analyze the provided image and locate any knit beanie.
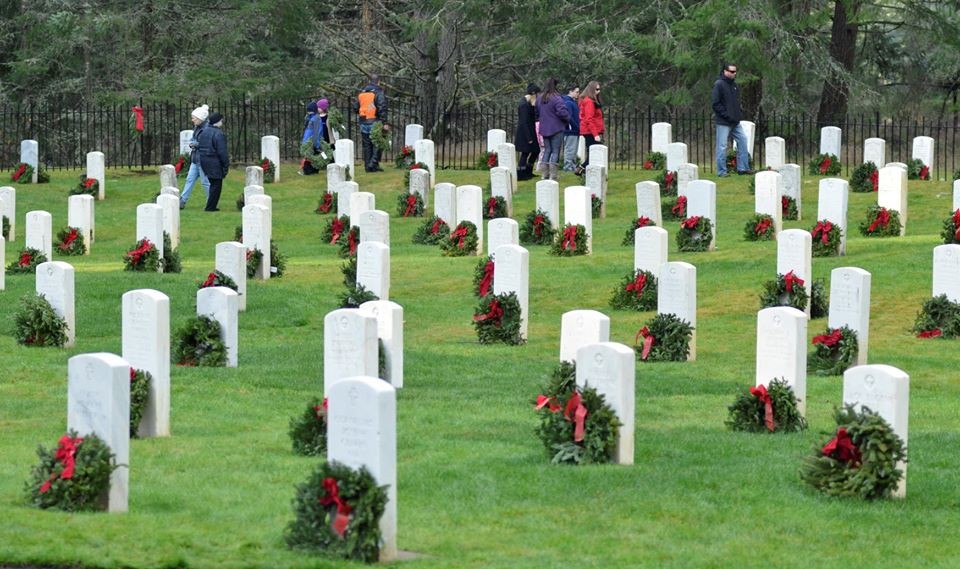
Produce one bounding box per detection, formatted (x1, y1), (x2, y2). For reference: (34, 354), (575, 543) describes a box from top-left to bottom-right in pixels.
(317, 98), (330, 112)
(306, 101), (318, 113)
(208, 112), (223, 127)
(191, 104), (209, 121)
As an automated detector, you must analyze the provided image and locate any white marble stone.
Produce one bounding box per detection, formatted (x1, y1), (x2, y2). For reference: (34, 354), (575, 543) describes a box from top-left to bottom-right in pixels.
(912, 136), (935, 172)
(359, 300), (404, 388)
(755, 171), (783, 235)
(357, 241), (390, 300)
(864, 138), (886, 166)
(878, 166), (908, 235)
(86, 151), (105, 200)
(216, 241), (247, 312)
(685, 180), (717, 250)
(819, 126), (842, 157)
(651, 123), (672, 154)
(756, 307), (808, 415)
(36, 261), (75, 347)
(338, 181), (358, 218)
(585, 165), (606, 218)
(576, 342), (635, 464)
(456, 185), (484, 255)
(677, 163), (698, 197)
(242, 204), (271, 280)
(160, 186), (180, 198)
(159, 165), (177, 190)
(26, 210), (52, 260)
(635, 181), (662, 227)
(559, 310), (610, 363)
(666, 142), (687, 172)
(410, 169), (431, 208)
(404, 124), (424, 147)
(777, 229), (813, 317)
(261, 135), (281, 182)
(0, 186), (15, 240)
(885, 162), (908, 171)
(564, 186), (592, 253)
(634, 226), (668, 277)
(122, 289), (170, 437)
(658, 261), (697, 360)
(245, 166), (264, 188)
(739, 120), (756, 157)
(588, 144), (608, 174)
(535, 180), (560, 232)
(828, 267), (871, 365)
(817, 179), (849, 255)
(932, 245), (960, 302)
(488, 218), (519, 254)
(765, 137), (786, 171)
(21, 139), (38, 183)
(359, 210), (390, 246)
(243, 185), (265, 203)
(490, 167), (513, 217)
(415, 139), (436, 187)
(323, 309), (378, 392)
(155, 194), (180, 249)
(493, 244), (529, 338)
(197, 287), (239, 367)
(780, 164), (802, 221)
(487, 129), (507, 153)
(434, 182), (457, 226)
(179, 130), (193, 154)
(68, 195), (95, 253)
(496, 142), (518, 194)
(136, 203), (165, 269)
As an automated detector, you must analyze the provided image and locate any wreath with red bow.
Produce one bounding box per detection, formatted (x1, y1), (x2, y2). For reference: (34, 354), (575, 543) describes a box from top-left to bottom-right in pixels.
(676, 215), (713, 252)
(519, 209), (557, 245)
(591, 194), (602, 219)
(394, 144), (415, 169)
(758, 271), (809, 312)
(261, 157), (277, 183)
(473, 254), (495, 298)
(322, 215), (351, 245)
(663, 195), (686, 221)
(174, 152), (191, 177)
(911, 294), (960, 339)
(197, 270), (239, 293)
(337, 227), (361, 259)
(634, 313), (694, 362)
(808, 153), (841, 176)
(643, 151), (666, 170)
(533, 361), (622, 465)
(850, 161), (879, 193)
(782, 195), (799, 220)
(655, 169), (677, 197)
(477, 150), (498, 170)
(941, 209), (960, 244)
(56, 226), (86, 256)
(403, 161), (430, 187)
(621, 216), (656, 245)
(13, 293), (68, 347)
(129, 368), (152, 438)
(337, 257), (380, 308)
(800, 405), (907, 500)
(315, 191), (335, 214)
(483, 195), (508, 219)
(549, 223), (589, 256)
(26, 430), (117, 512)
(288, 397), (329, 456)
(440, 221), (479, 256)
(858, 205), (902, 237)
(744, 213), (775, 241)
(7, 247), (47, 274)
(69, 177), (99, 197)
(907, 158), (929, 181)
(809, 219), (842, 257)
(412, 215), (450, 245)
(472, 291), (524, 345)
(11, 162), (34, 184)
(609, 269), (658, 311)
(396, 191), (425, 217)
(284, 460), (388, 562)
(808, 325), (858, 376)
(123, 238), (161, 272)
(725, 378), (807, 433)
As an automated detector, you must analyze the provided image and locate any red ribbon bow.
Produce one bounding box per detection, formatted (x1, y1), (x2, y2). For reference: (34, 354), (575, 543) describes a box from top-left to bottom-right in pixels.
(314, 397), (329, 420)
(643, 160), (654, 170)
(953, 210), (960, 241)
(749, 385), (776, 432)
(201, 272), (217, 288)
(130, 367), (137, 382)
(561, 226), (578, 250)
(783, 270), (804, 294)
(754, 217), (772, 236)
(681, 216), (701, 230)
(919, 165), (930, 180)
(319, 477), (352, 537)
(819, 156), (831, 174)
(671, 196), (687, 217)
(83, 178), (96, 189)
(478, 260), (494, 297)
(867, 208), (890, 233)
(39, 434), (85, 494)
(665, 171), (675, 189)
(812, 328), (842, 347)
(126, 240), (154, 265)
(812, 221), (833, 244)
(535, 395), (561, 412)
(451, 225), (469, 249)
(626, 273), (647, 298)
(533, 215), (544, 237)
(822, 427), (862, 465)
(634, 326), (655, 360)
(472, 299), (503, 326)
(131, 106), (144, 132)
(781, 196), (790, 214)
(330, 219), (344, 244)
(487, 153), (498, 168)
(348, 230), (358, 256)
(564, 392), (588, 442)
(261, 159), (271, 171)
(431, 218), (446, 235)
(12, 164), (26, 181)
(636, 216), (651, 229)
(487, 197), (499, 217)
(58, 228), (79, 251)
(870, 170), (879, 192)
(918, 329), (942, 339)
(404, 194), (418, 217)
(175, 157), (185, 174)
(318, 193), (333, 213)
(18, 251), (32, 267)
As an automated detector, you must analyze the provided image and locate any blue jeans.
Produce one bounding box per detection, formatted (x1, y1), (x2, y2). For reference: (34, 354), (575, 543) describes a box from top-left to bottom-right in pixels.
(716, 122), (750, 175)
(542, 133), (563, 166)
(180, 162), (210, 207)
(562, 134), (579, 171)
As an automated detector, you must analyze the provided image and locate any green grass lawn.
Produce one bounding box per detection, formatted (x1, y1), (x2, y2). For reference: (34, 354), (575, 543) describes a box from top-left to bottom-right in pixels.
(1, 163), (959, 568)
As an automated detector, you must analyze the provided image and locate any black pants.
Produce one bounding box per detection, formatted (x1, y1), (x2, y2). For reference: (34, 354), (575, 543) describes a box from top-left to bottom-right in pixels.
(361, 127), (382, 171)
(517, 150), (539, 180)
(581, 134), (599, 169)
(205, 178), (223, 211)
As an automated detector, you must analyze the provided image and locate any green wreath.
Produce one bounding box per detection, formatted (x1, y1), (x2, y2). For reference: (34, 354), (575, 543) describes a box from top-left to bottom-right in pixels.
(725, 378), (807, 433)
(129, 368), (152, 438)
(7, 247), (47, 274)
(519, 209), (556, 245)
(173, 315), (227, 367)
(322, 215), (351, 245)
(174, 153), (191, 177)
(13, 294), (68, 347)
(634, 313), (694, 362)
(394, 145), (415, 169)
(25, 431), (117, 512)
(744, 213), (775, 241)
(37, 165), (50, 183)
(941, 210), (960, 244)
(56, 226), (86, 256)
(11, 162), (34, 183)
(477, 150), (498, 170)
(198, 270), (239, 292)
(808, 153), (841, 176)
(440, 221), (479, 257)
(235, 193), (245, 212)
(810, 220), (842, 257)
(284, 460), (389, 563)
(473, 255), (495, 298)
(483, 196), (508, 220)
(643, 151), (666, 170)
(370, 122), (391, 153)
(907, 158), (929, 180)
(300, 140), (334, 172)
(550, 223), (589, 257)
(472, 291), (524, 345)
(800, 405), (907, 500)
(412, 216), (450, 245)
(403, 162), (430, 187)
(858, 205), (902, 237)
(811, 278), (828, 319)
(2, 214), (9, 240)
(808, 325), (858, 376)
(609, 269), (658, 311)
(337, 227), (360, 259)
(123, 238), (161, 272)
(911, 294), (960, 338)
(747, 178), (755, 195)
(782, 195), (799, 220)
(850, 161), (879, 193)
(591, 195), (602, 219)
(397, 192), (425, 217)
(725, 147), (739, 171)
(533, 361), (622, 465)
(289, 397), (328, 457)
(260, 157), (277, 183)
(663, 196), (686, 220)
(654, 169), (677, 196)
(69, 177), (99, 196)
(758, 271), (809, 312)
(315, 192), (335, 215)
(338, 282), (379, 308)
(326, 106), (347, 140)
(621, 216), (656, 245)
(162, 232), (182, 274)
(676, 216), (713, 252)
(246, 249), (263, 278)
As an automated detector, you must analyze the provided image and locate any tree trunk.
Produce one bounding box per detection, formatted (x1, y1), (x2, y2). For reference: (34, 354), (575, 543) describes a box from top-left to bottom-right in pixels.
(817, 0), (860, 125)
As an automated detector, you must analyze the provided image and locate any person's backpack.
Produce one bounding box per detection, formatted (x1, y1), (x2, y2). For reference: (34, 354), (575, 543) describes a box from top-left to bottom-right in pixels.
(358, 90), (377, 120)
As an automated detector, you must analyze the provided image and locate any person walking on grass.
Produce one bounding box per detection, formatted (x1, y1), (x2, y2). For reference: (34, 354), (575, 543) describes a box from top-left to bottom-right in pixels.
(561, 84), (581, 172)
(197, 111), (230, 212)
(515, 83), (541, 181)
(712, 62), (752, 177)
(576, 81), (604, 176)
(179, 104), (211, 210)
(536, 78), (570, 181)
(356, 74), (389, 173)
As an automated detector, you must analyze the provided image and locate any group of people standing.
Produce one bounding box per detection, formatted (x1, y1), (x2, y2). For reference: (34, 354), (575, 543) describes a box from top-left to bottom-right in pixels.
(515, 79), (604, 181)
(180, 104), (230, 211)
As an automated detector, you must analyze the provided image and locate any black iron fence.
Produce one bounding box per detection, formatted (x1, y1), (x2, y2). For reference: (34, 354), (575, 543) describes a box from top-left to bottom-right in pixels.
(1, 99), (959, 180)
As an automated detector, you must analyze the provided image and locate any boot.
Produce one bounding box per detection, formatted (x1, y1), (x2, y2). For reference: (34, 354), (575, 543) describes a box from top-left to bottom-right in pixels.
(538, 161), (548, 180)
(549, 163), (559, 181)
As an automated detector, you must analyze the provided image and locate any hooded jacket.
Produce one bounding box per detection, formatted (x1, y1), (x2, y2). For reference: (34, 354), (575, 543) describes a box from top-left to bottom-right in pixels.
(711, 73), (742, 126)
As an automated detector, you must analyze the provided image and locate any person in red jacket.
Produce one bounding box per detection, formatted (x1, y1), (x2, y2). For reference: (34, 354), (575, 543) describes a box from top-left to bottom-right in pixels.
(576, 81), (604, 176)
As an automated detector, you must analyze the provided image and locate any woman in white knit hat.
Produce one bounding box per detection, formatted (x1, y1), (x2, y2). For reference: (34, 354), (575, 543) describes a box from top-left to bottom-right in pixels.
(179, 104), (211, 210)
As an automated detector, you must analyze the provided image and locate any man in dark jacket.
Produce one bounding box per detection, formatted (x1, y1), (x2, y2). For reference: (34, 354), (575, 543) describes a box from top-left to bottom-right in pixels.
(712, 63), (751, 177)
(561, 85), (581, 171)
(514, 83), (540, 181)
(356, 74), (389, 172)
(197, 111), (230, 211)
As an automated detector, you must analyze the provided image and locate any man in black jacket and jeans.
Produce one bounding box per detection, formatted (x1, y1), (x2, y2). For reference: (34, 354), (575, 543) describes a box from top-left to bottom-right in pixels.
(712, 63), (752, 177)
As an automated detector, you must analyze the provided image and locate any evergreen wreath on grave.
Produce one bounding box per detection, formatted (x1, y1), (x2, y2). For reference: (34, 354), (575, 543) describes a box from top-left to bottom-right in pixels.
(808, 153), (841, 176)
(198, 270), (239, 293)
(811, 278), (828, 319)
(173, 315), (227, 367)
(759, 271), (809, 312)
(477, 150), (498, 170)
(473, 254), (495, 298)
(129, 368), (152, 438)
(850, 161), (879, 193)
(11, 162), (34, 183)
(634, 313), (694, 362)
(288, 397), (328, 457)
(13, 294), (68, 347)
(725, 378), (807, 433)
(747, 178), (755, 195)
(326, 106), (347, 139)
(808, 325), (858, 376)
(370, 122), (391, 153)
(533, 361), (622, 465)
(663, 195), (686, 221)
(484, 196), (508, 220)
(245, 249), (263, 278)
(261, 158), (277, 183)
(337, 257), (379, 307)
(621, 216), (655, 245)
(725, 147), (738, 171)
(858, 205), (902, 237)
(655, 169), (677, 196)
(472, 291), (524, 345)
(56, 226), (86, 256)
(800, 405), (907, 500)
(300, 140), (334, 172)
(591, 195), (602, 219)
(907, 158), (930, 180)
(940, 209), (960, 244)
(337, 227), (360, 259)
(403, 162), (430, 187)
(911, 294), (960, 339)
(7, 247), (47, 274)
(397, 191), (425, 217)
(321, 215), (351, 245)
(609, 269), (658, 311)
(123, 238), (161, 272)
(394, 145), (415, 169)
(162, 232), (182, 273)
(174, 152), (190, 176)
(550, 223), (588, 257)
(284, 460), (388, 563)
(643, 151), (666, 170)
(37, 165), (50, 183)
(744, 213), (775, 241)
(2, 214), (10, 240)
(315, 191), (335, 215)
(782, 195), (799, 220)
(519, 209), (556, 246)
(70, 177), (99, 197)
(25, 430), (117, 512)
(440, 221), (479, 256)
(412, 215), (450, 245)
(810, 220), (841, 257)
(235, 193), (245, 211)
(676, 216), (713, 252)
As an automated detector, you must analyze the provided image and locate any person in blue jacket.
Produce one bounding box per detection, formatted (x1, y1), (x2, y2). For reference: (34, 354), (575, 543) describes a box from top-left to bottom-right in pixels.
(197, 111), (230, 211)
(561, 84), (581, 172)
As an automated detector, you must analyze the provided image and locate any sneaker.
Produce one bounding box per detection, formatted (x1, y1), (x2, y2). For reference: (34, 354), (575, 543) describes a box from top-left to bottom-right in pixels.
(717, 172), (729, 178)
(737, 169), (755, 175)
(179, 203), (186, 210)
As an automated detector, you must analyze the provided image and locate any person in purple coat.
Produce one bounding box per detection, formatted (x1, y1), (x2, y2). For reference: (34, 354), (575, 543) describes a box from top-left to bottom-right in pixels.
(536, 78), (571, 181)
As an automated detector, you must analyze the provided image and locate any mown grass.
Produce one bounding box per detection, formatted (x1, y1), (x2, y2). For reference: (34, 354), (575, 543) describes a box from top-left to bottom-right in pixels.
(1, 162), (959, 568)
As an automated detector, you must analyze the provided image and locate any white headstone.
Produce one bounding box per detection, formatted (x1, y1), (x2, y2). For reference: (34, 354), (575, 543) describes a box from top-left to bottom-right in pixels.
(358, 300), (404, 388)
(677, 163), (698, 197)
(490, 166), (513, 217)
(817, 179), (849, 255)
(588, 145), (609, 174)
(488, 218), (519, 254)
(635, 181), (662, 227)
(242, 203), (271, 280)
(666, 142), (687, 172)
(334, 139), (355, 176)
(634, 226), (669, 276)
(68, 195), (95, 253)
(216, 241), (248, 312)
(535, 180), (560, 231)
(197, 286), (239, 367)
(247, 193), (272, 213)
(842, 364), (909, 497)
(245, 166), (264, 187)
(755, 171), (783, 235)
(576, 342), (635, 464)
(409, 168), (431, 208)
(159, 165), (177, 190)
(756, 307), (808, 415)
(122, 289), (170, 437)
(828, 267), (871, 365)
(585, 165), (606, 218)
(864, 138), (886, 166)
(685, 180), (717, 250)
(878, 166), (908, 235)
(323, 309), (378, 392)
(740, 120), (756, 157)
(26, 210), (52, 260)
(658, 261), (697, 360)
(136, 203), (164, 269)
(36, 261), (75, 347)
(67, 352), (130, 512)
(415, 139), (436, 187)
(819, 126), (842, 157)
(496, 142), (517, 193)
(486, 129), (507, 153)
(765, 137), (786, 171)
(337, 181), (358, 218)
(404, 124), (424, 147)
(493, 244), (529, 338)
(155, 194), (180, 249)
(559, 310), (610, 363)
(912, 136), (935, 172)
(86, 151), (106, 201)
(179, 130), (193, 154)
(0, 186), (15, 240)
(357, 241), (390, 300)
(349, 192), (375, 229)
(243, 185), (265, 202)
(564, 186), (592, 253)
(456, 185), (484, 255)
(434, 182), (457, 226)
(777, 229), (813, 317)
(160, 186), (180, 198)
(20, 139), (38, 183)
(326, 377), (398, 561)
(261, 135), (281, 182)
(885, 162), (908, 171)
(359, 210), (390, 246)
(651, 123), (672, 154)
(780, 164), (802, 220)
(932, 245), (960, 302)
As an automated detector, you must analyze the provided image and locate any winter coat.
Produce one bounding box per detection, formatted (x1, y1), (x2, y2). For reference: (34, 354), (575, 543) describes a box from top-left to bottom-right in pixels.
(514, 98), (539, 153)
(579, 97), (604, 137)
(189, 122), (206, 164)
(711, 74), (742, 126)
(562, 95), (580, 135)
(197, 125), (230, 180)
(356, 83), (388, 124)
(536, 94), (571, 138)
(301, 113), (322, 150)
